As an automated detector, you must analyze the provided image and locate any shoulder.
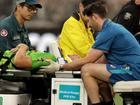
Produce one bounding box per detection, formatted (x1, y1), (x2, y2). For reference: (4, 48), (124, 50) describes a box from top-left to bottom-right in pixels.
(64, 16), (79, 25)
(64, 11), (80, 25)
(62, 16), (84, 31)
(0, 16), (13, 29)
(108, 21), (131, 36)
(103, 21), (122, 35)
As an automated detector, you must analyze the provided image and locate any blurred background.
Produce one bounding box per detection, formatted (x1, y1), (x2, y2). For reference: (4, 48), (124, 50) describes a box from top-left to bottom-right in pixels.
(0, 0), (130, 51)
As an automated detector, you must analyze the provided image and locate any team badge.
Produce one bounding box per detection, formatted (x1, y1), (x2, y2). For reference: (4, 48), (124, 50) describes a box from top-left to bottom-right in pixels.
(0, 29), (8, 37)
(124, 12), (132, 20)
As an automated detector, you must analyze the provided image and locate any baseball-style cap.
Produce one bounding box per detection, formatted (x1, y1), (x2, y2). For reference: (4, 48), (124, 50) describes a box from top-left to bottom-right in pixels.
(81, 0), (99, 6)
(16, 0), (42, 8)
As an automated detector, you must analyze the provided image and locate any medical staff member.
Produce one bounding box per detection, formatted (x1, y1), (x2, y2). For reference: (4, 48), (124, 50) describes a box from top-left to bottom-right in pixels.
(0, 0), (42, 51)
(59, 0), (96, 62)
(0, 1), (50, 103)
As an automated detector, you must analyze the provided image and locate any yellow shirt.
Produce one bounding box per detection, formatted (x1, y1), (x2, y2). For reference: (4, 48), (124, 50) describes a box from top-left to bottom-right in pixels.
(59, 15), (95, 62)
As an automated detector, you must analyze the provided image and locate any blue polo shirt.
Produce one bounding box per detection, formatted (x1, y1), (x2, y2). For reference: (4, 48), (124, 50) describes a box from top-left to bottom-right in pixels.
(0, 15), (32, 51)
(93, 19), (140, 79)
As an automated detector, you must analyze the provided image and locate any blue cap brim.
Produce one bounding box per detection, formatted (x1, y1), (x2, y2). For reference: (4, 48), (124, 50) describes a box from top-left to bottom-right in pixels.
(27, 3), (42, 8)
(34, 4), (42, 8)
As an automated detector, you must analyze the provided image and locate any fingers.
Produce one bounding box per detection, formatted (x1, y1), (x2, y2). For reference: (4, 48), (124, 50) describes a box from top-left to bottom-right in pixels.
(39, 69), (46, 72)
(17, 44), (29, 50)
(10, 48), (18, 53)
(39, 68), (55, 73)
(40, 66), (50, 69)
(39, 60), (60, 73)
(44, 59), (58, 65)
(40, 65), (55, 73)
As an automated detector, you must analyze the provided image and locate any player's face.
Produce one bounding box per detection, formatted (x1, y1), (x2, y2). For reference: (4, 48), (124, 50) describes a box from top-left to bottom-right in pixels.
(88, 14), (99, 32)
(19, 4), (38, 21)
(79, 3), (89, 24)
(135, 0), (140, 5)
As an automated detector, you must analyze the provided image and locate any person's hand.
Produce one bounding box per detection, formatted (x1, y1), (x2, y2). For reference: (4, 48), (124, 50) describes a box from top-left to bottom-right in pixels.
(10, 44), (29, 53)
(10, 47), (19, 53)
(40, 60), (60, 73)
(17, 43), (29, 50)
(68, 55), (80, 62)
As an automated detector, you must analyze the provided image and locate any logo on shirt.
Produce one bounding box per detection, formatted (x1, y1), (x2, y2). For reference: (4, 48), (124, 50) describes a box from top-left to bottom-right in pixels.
(0, 29), (8, 37)
(13, 35), (20, 40)
(124, 12), (132, 20)
(110, 64), (116, 68)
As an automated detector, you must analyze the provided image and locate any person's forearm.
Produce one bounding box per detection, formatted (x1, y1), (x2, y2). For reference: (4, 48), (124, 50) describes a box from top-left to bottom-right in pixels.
(15, 47), (28, 59)
(62, 49), (104, 71)
(14, 45), (32, 69)
(63, 58), (89, 71)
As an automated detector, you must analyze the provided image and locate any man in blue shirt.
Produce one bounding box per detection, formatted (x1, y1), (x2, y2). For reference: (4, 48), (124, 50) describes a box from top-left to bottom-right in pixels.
(43, 1), (140, 105)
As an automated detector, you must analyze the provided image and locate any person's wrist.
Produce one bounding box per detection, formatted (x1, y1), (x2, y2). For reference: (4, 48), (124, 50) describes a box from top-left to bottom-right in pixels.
(59, 64), (64, 71)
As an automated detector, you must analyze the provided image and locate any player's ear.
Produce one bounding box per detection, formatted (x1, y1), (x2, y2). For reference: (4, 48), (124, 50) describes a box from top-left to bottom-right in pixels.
(16, 4), (21, 8)
(92, 13), (98, 20)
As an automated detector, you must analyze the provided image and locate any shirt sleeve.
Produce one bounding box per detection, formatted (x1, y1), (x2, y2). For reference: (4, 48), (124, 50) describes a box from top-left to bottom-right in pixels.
(0, 26), (12, 51)
(93, 29), (115, 53)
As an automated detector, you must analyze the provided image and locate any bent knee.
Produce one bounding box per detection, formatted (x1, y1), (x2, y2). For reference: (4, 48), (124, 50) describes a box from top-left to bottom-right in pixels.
(81, 63), (92, 77)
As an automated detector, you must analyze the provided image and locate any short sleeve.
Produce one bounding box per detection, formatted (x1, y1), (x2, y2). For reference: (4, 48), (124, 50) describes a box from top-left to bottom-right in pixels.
(93, 30), (115, 52)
